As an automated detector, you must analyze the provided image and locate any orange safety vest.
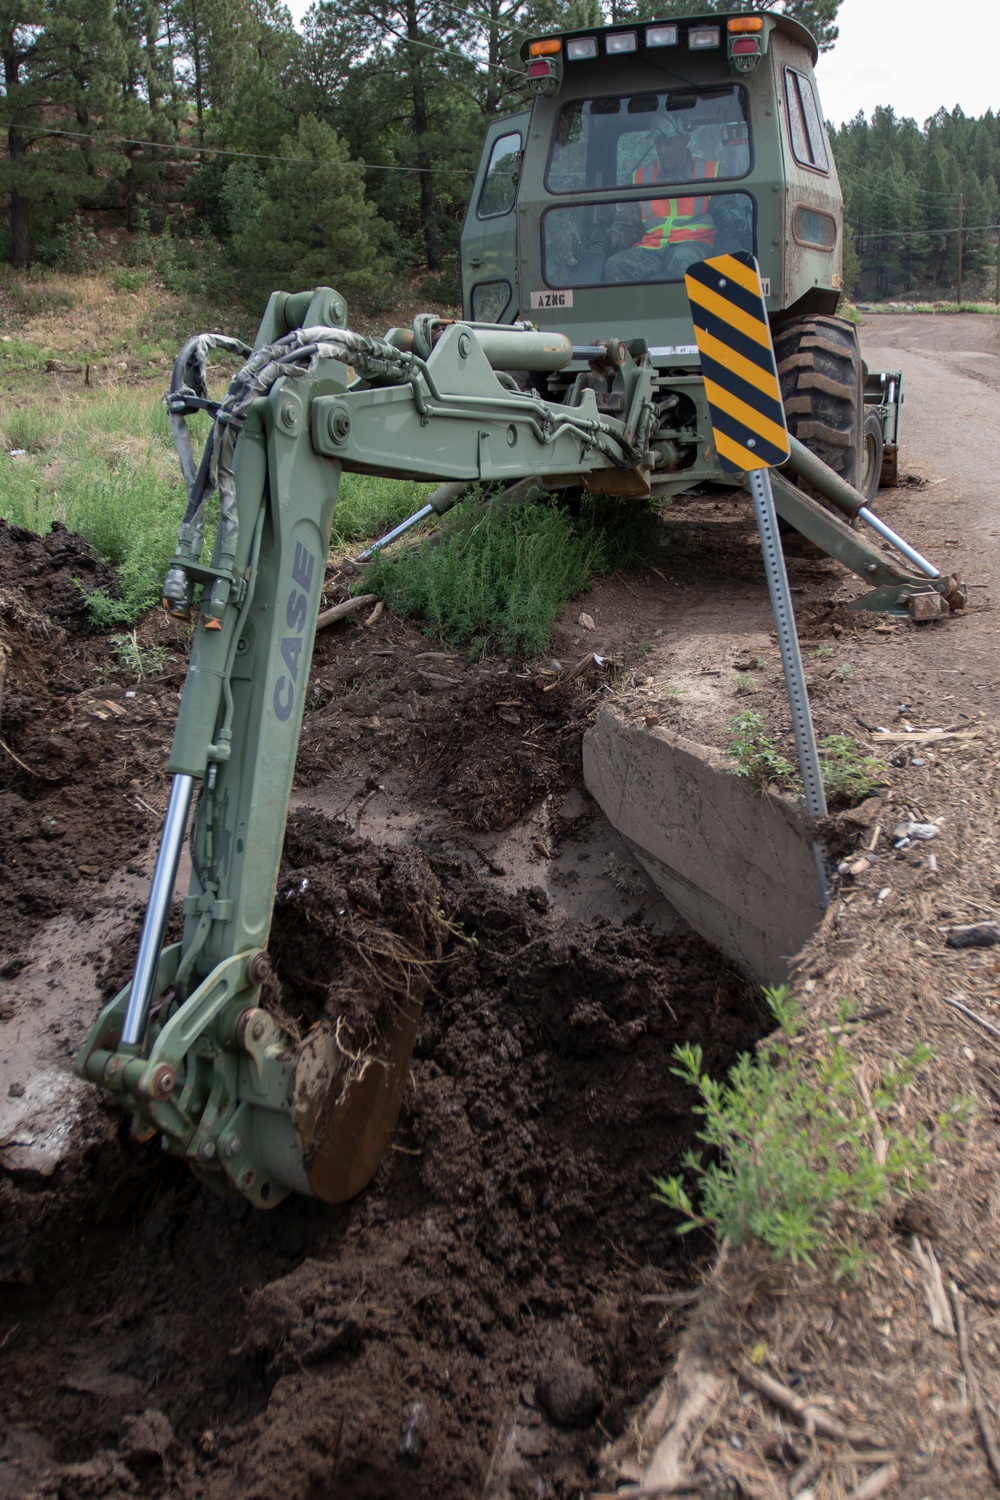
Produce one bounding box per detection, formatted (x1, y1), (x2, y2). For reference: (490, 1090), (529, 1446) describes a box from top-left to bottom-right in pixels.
(633, 158), (720, 250)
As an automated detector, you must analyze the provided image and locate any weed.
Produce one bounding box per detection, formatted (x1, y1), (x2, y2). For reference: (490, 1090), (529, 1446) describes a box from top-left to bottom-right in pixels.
(725, 711), (797, 787)
(662, 683), (685, 700)
(109, 629), (171, 679)
(363, 495), (601, 658)
(818, 734), (886, 804)
(603, 855), (647, 896)
(833, 662), (857, 681)
(652, 985), (961, 1274)
(727, 715), (886, 804)
(577, 491), (663, 571)
(734, 673), (755, 696)
(660, 521), (701, 556)
(811, 644), (833, 658)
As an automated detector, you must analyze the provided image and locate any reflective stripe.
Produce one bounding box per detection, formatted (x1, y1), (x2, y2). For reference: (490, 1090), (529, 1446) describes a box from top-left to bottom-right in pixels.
(634, 158), (719, 250)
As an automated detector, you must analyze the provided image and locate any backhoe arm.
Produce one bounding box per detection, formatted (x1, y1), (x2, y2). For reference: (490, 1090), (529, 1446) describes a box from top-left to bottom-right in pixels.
(74, 289), (658, 1207)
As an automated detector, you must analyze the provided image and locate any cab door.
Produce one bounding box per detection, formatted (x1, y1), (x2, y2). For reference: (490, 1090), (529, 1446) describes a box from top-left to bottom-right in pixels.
(461, 112), (530, 324)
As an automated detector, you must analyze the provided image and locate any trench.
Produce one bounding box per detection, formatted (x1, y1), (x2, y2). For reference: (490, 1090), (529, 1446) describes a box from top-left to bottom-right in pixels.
(0, 518), (831, 1500)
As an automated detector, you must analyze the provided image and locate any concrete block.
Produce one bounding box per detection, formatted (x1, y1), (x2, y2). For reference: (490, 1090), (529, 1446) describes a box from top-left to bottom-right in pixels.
(583, 710), (825, 983)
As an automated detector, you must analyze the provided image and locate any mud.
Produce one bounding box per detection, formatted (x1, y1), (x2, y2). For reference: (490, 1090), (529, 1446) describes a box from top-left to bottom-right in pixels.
(0, 518), (765, 1499)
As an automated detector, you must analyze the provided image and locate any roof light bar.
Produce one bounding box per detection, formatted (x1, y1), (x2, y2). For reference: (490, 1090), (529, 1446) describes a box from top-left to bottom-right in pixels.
(529, 37), (561, 55)
(731, 37), (759, 53)
(565, 35), (597, 59)
(728, 15), (763, 31)
(645, 23), (678, 46)
(605, 30), (636, 53)
(688, 25), (721, 48)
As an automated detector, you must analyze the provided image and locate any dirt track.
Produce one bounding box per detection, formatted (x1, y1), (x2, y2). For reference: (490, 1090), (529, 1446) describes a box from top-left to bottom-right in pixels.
(1, 314), (999, 1499)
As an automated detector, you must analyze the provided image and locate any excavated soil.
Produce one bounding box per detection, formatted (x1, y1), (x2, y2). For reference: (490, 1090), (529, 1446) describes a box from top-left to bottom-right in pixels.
(0, 518), (765, 1499)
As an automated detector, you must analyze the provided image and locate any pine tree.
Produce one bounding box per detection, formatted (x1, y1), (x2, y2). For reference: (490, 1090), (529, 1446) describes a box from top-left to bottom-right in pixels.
(0, 0), (125, 266)
(231, 111), (386, 306)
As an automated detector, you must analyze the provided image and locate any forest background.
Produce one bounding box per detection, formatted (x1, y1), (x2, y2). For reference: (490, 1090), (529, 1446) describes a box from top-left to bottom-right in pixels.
(0, 0), (997, 311)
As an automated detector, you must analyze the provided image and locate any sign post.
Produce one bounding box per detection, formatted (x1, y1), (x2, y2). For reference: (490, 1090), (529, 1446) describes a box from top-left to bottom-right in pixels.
(685, 251), (828, 898)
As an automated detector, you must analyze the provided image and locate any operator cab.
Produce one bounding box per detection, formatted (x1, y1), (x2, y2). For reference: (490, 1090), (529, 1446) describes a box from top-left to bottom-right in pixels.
(461, 11), (843, 362)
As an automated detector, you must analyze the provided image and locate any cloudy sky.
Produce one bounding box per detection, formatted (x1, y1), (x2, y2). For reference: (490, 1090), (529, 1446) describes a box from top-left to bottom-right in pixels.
(816, 0), (997, 127)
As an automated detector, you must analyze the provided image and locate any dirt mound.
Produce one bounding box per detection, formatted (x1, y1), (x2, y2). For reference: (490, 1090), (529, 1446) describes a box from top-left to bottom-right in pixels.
(0, 521), (185, 965)
(1, 799), (762, 1499)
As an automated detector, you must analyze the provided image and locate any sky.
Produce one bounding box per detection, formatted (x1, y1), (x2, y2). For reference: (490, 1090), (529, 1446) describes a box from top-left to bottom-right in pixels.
(814, 0), (996, 128)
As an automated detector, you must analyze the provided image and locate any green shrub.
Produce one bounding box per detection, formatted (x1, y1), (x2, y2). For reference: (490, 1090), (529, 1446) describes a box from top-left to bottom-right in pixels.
(726, 714), (885, 806)
(818, 734), (886, 804)
(111, 267), (149, 292)
(653, 986), (961, 1274)
(363, 495), (602, 658)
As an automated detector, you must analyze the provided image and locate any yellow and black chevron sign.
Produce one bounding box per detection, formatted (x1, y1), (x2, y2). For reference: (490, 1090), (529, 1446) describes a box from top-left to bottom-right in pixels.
(684, 251), (789, 473)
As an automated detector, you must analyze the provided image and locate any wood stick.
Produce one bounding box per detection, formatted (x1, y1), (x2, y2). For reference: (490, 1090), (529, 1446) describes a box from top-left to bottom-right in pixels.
(948, 1279), (1000, 1488)
(737, 1362), (876, 1447)
(910, 1236), (956, 1337)
(315, 593), (378, 631)
(846, 1462), (898, 1500)
(942, 996), (1000, 1045)
(642, 1356), (723, 1491)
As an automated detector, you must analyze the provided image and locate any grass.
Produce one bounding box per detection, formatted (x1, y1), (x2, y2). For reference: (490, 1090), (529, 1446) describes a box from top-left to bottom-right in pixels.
(0, 386), (193, 622)
(0, 266), (660, 651)
(0, 267), (431, 625)
(857, 299), (1000, 315)
(330, 475), (434, 548)
(652, 986), (963, 1276)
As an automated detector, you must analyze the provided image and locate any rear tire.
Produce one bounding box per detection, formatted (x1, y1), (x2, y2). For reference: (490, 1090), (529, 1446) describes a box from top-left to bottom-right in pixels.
(774, 315), (864, 494)
(860, 410), (884, 504)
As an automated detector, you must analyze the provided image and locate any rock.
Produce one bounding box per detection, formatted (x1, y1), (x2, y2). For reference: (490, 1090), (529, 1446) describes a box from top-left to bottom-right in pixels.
(840, 797), (883, 828)
(578, 612), (595, 630)
(847, 857), (871, 876)
(945, 923), (1000, 950)
(535, 1355), (601, 1428)
(396, 1399), (431, 1465)
(119, 1408), (174, 1467)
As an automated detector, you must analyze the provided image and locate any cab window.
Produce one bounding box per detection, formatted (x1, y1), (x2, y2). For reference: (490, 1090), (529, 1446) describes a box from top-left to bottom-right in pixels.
(547, 86), (750, 193)
(542, 191), (755, 288)
(784, 68), (829, 173)
(478, 132), (522, 218)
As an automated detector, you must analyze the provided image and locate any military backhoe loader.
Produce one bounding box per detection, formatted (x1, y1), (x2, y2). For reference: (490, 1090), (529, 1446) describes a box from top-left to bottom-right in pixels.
(75, 11), (963, 1207)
